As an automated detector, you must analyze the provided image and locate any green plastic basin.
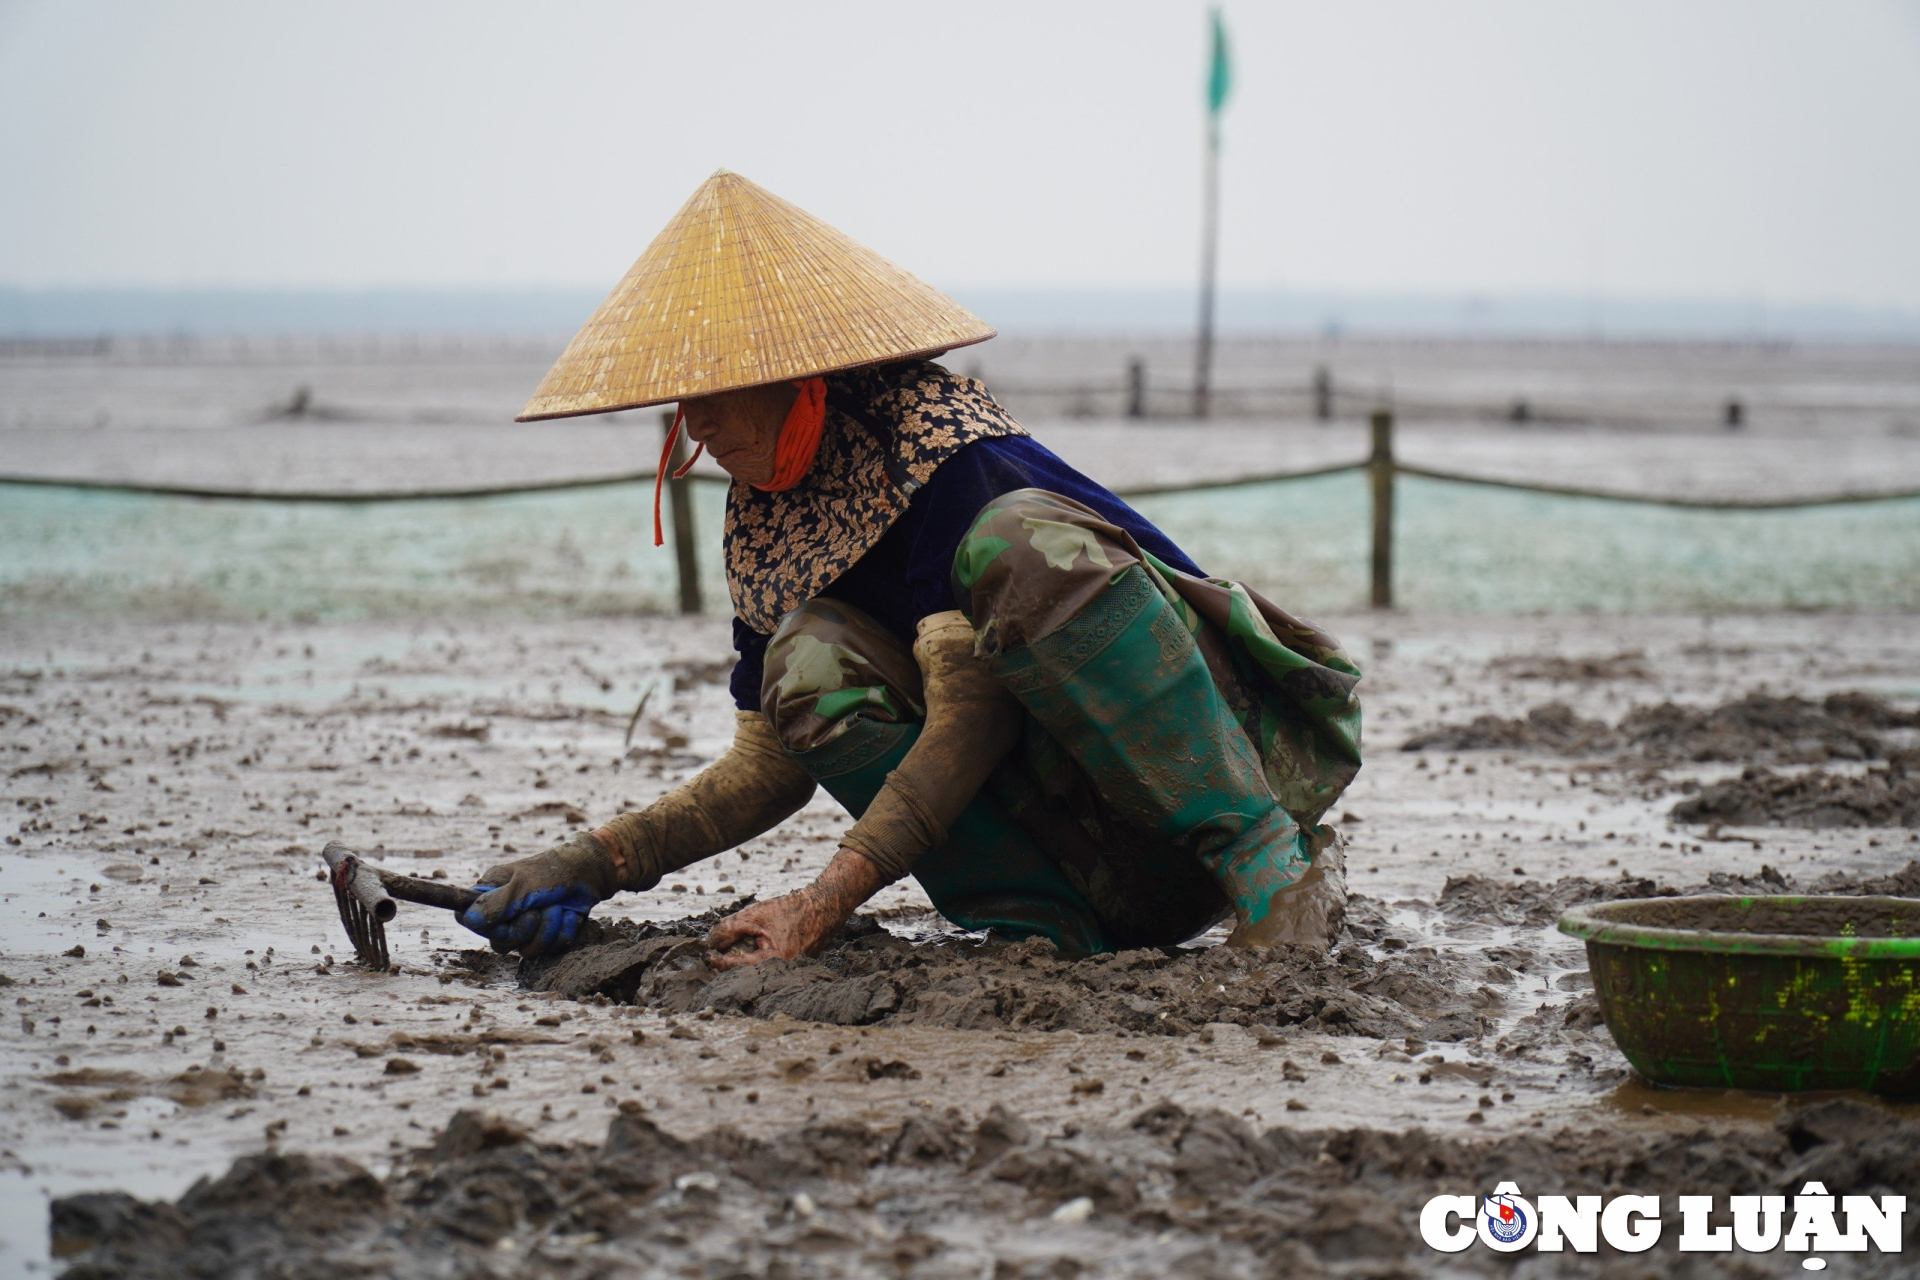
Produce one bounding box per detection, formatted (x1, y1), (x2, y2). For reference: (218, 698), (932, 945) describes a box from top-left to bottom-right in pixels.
(1557, 895), (1920, 1095)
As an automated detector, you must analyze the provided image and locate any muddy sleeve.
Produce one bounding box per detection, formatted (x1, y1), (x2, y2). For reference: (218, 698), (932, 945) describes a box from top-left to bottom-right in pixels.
(840, 611), (1022, 882)
(595, 711), (816, 891)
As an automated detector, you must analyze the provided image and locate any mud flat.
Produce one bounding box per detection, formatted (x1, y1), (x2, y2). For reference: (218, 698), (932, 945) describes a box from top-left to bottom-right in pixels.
(49, 1095), (1920, 1279)
(5, 610), (1920, 1275)
(55, 857), (1920, 1277)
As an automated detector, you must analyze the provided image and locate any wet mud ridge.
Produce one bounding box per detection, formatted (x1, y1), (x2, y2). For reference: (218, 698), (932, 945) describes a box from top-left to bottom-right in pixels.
(1403, 690), (1917, 765)
(1672, 750), (1920, 829)
(1435, 858), (1920, 922)
(1405, 690), (1920, 827)
(1488, 650), (1655, 683)
(52, 1096), (1920, 1279)
(492, 907), (1513, 1043)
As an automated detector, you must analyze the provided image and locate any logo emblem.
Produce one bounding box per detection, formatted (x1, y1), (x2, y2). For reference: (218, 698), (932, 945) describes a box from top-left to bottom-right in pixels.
(1476, 1183), (1539, 1251)
(1484, 1194), (1526, 1243)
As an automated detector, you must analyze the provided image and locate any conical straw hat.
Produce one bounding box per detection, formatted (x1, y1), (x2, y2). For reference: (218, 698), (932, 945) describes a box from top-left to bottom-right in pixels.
(517, 170), (995, 421)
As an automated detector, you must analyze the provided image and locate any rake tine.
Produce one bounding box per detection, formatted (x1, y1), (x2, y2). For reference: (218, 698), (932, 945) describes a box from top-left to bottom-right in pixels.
(358, 898), (389, 970)
(322, 841), (394, 970)
(370, 897), (388, 969)
(328, 875), (357, 958)
(343, 890), (387, 969)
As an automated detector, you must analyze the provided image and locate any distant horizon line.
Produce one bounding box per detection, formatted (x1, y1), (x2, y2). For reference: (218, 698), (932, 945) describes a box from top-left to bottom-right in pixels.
(3, 284), (1918, 343)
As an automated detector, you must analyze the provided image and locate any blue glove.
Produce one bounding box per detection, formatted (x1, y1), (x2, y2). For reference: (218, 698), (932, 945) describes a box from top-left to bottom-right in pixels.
(457, 832), (620, 957)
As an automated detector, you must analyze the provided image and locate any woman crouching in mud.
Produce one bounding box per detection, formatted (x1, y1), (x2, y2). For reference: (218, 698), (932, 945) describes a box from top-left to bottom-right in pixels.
(461, 171), (1363, 965)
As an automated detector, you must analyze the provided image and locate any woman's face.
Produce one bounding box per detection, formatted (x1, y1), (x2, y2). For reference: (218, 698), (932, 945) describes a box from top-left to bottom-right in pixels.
(680, 382), (797, 486)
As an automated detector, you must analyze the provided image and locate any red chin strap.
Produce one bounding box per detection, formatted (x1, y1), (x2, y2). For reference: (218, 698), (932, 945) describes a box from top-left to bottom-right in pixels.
(754, 377), (828, 493)
(654, 378), (826, 546)
(652, 405), (704, 547)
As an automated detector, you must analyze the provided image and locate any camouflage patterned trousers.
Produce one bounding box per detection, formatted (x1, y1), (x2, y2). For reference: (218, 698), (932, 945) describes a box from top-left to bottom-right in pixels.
(761, 489), (1363, 952)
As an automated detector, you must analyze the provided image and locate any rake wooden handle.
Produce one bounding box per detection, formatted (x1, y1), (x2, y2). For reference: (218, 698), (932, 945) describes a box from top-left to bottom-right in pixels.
(373, 869), (482, 915)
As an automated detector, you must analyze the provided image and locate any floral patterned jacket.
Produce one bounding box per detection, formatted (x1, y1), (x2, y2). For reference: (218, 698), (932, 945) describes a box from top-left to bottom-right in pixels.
(723, 361), (1028, 634)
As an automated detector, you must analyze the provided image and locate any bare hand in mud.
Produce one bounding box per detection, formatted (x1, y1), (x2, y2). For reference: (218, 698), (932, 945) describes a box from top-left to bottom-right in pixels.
(706, 847), (885, 970)
(704, 894), (833, 966)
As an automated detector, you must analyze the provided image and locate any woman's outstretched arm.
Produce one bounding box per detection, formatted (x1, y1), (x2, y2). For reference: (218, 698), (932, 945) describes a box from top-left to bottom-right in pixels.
(460, 711), (815, 955)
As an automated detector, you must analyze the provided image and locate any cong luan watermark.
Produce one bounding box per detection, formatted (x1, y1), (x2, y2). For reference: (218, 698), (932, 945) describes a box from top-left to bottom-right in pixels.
(1421, 1182), (1906, 1271)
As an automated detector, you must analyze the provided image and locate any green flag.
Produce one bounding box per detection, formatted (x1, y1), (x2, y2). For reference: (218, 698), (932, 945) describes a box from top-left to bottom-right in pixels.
(1206, 9), (1232, 119)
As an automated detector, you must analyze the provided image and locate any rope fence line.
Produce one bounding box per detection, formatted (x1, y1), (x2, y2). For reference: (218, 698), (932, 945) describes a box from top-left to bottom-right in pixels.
(1, 463), (1374, 502)
(6, 408), (1918, 614)
(1111, 460), (1365, 498)
(11, 458), (1917, 509)
(1000, 382), (1746, 417)
(989, 377), (1742, 425)
(1386, 465), (1920, 511)
(1118, 463), (1920, 508)
(1357, 411), (1920, 609)
(0, 468), (725, 503)
(981, 359), (1776, 430)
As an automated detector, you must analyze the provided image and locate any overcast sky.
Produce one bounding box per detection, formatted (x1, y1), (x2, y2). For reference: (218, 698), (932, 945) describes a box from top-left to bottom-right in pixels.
(2, 0), (1918, 308)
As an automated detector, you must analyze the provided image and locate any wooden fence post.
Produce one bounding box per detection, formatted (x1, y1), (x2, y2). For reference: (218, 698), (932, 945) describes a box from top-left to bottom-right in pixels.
(1369, 409), (1395, 610)
(1126, 357), (1146, 419)
(661, 411), (702, 615)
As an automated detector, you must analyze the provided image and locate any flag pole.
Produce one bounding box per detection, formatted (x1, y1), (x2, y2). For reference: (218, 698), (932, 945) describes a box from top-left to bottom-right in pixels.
(1195, 118), (1219, 419)
(1195, 10), (1230, 420)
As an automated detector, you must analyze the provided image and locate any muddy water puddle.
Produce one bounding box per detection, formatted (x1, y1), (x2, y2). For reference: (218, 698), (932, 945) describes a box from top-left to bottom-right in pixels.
(0, 843), (341, 962)
(1372, 899), (1589, 1032)
(1600, 1077), (1920, 1125)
